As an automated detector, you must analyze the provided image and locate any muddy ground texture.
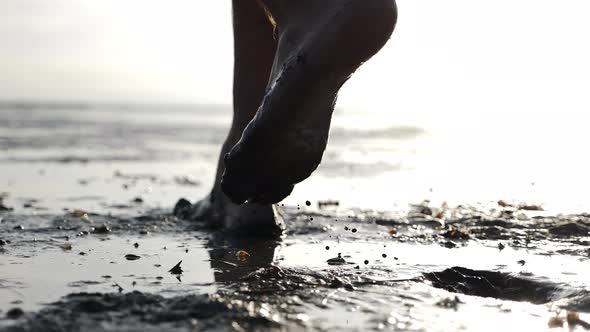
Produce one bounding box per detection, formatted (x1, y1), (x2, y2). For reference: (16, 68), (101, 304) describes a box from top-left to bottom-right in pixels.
(1, 194), (590, 331)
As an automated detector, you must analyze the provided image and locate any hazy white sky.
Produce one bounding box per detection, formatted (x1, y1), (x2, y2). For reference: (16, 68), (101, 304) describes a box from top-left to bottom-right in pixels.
(1, 0), (589, 127)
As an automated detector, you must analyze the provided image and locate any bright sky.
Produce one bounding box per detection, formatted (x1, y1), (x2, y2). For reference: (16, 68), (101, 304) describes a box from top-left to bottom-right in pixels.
(1, 0), (589, 127)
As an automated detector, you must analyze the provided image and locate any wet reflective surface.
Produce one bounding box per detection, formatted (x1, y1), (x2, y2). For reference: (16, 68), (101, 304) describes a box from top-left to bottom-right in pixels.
(1, 105), (590, 331)
(2, 204), (590, 331)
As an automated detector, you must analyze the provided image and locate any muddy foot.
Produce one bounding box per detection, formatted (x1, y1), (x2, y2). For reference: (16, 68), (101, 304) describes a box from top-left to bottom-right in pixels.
(221, 0), (397, 204)
(173, 196), (285, 237)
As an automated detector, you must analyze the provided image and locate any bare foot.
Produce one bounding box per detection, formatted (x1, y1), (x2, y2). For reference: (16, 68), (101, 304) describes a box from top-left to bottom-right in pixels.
(222, 0), (397, 204)
(173, 194), (285, 237)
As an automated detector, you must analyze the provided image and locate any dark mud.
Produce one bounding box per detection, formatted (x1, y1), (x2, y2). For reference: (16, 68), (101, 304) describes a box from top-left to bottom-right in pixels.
(2, 201), (590, 331)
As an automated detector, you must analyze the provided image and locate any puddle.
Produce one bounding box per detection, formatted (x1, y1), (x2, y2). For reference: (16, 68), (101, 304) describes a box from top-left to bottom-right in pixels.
(0, 234), (216, 311)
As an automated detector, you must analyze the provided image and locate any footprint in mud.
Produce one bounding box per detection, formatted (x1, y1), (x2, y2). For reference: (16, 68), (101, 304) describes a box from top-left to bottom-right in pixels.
(424, 266), (588, 308)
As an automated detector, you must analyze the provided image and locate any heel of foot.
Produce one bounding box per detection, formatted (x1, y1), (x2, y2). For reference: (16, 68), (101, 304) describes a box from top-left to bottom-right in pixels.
(174, 196), (284, 237)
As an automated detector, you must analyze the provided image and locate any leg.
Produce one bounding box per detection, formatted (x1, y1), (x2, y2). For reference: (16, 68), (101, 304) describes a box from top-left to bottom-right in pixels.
(174, 0), (284, 236)
(222, 0), (398, 204)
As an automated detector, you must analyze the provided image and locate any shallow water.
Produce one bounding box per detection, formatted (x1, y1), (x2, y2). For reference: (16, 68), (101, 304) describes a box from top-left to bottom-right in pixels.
(1, 104), (590, 331)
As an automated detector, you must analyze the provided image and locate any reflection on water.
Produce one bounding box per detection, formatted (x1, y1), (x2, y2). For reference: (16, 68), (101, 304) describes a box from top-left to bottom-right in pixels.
(3, 103), (589, 214)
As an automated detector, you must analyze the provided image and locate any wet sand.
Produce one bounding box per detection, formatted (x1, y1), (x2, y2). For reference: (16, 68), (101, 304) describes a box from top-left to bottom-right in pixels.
(1, 105), (590, 331)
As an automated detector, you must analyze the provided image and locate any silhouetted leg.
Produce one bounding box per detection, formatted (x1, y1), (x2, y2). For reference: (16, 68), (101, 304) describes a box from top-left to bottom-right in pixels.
(175, 0), (284, 236)
(222, 0), (397, 204)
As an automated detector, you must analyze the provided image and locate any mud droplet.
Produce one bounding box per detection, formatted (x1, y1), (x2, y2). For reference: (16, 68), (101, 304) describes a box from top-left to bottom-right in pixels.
(351, 228), (357, 233)
(305, 200), (311, 206)
(133, 242), (139, 248)
(382, 254), (387, 258)
(124, 254), (141, 261)
(517, 260), (526, 266)
(6, 307), (24, 319)
(364, 260), (369, 265)
(325, 246), (330, 250)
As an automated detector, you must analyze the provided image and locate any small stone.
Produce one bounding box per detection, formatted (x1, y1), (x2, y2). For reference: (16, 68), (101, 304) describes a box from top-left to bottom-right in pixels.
(305, 200), (311, 206)
(92, 224), (111, 234)
(236, 250), (250, 261)
(70, 209), (89, 218)
(382, 254), (387, 258)
(13, 225), (24, 231)
(327, 253), (346, 266)
(133, 242), (139, 248)
(351, 228), (357, 233)
(548, 316), (564, 328)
